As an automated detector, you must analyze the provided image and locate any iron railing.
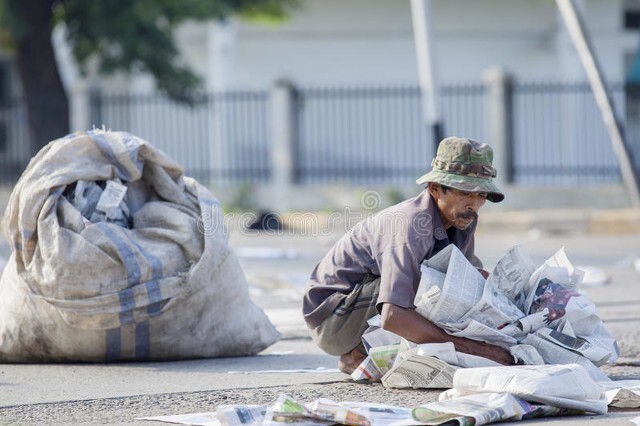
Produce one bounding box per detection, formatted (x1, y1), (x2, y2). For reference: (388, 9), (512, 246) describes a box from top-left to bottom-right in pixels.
(90, 91), (271, 184)
(295, 84), (485, 184)
(1, 81), (638, 186)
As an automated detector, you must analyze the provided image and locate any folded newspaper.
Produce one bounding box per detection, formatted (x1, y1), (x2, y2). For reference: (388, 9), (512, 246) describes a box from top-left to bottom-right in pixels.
(141, 362), (640, 426)
(137, 380), (603, 426)
(138, 380), (640, 425)
(353, 244), (620, 385)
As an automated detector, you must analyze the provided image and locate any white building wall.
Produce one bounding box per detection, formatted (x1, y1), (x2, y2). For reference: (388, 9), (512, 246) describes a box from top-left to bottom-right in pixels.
(189, 0), (635, 89)
(87, 0), (637, 92)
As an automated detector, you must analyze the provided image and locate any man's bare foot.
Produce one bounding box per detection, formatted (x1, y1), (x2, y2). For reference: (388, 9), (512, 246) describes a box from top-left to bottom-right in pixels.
(338, 347), (366, 374)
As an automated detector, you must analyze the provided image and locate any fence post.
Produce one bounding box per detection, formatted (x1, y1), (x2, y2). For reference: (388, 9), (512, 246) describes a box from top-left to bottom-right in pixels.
(483, 67), (514, 186)
(270, 80), (298, 210)
(69, 81), (91, 132)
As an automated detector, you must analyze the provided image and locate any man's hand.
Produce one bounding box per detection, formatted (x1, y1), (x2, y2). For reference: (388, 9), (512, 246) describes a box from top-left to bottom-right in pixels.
(381, 303), (514, 366)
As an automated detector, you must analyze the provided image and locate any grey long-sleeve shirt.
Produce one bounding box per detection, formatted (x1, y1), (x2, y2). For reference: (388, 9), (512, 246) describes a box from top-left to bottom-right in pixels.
(302, 189), (481, 328)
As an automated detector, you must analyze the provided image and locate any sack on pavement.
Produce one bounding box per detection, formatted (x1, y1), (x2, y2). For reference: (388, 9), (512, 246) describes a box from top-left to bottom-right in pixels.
(0, 130), (280, 362)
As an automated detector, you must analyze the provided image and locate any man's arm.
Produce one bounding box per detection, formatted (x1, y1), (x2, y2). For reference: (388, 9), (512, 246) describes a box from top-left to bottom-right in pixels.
(380, 303), (514, 365)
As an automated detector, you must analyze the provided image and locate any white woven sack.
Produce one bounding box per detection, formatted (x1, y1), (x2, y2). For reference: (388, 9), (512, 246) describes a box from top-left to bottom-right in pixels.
(0, 130), (280, 361)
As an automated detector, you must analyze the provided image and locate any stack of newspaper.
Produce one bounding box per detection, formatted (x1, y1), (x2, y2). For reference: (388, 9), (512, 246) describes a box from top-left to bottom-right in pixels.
(137, 374), (604, 426)
(352, 244), (620, 385)
(139, 366), (639, 425)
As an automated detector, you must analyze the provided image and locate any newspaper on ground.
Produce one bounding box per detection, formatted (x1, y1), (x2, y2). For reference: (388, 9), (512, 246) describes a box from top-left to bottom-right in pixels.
(351, 355), (384, 381)
(227, 367), (340, 374)
(137, 405), (269, 426)
(361, 326), (401, 352)
(136, 391), (594, 426)
(598, 379), (640, 408)
(439, 363), (608, 414)
(137, 412), (220, 425)
(368, 344), (400, 375)
(380, 345), (458, 389)
(413, 392), (584, 425)
(380, 342), (501, 389)
(263, 393), (422, 425)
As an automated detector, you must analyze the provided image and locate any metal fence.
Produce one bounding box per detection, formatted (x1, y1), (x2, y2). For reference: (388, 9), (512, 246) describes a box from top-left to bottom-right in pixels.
(90, 90), (271, 184)
(1, 80), (638, 186)
(0, 97), (31, 184)
(296, 84), (485, 184)
(297, 82), (639, 185)
(512, 82), (634, 185)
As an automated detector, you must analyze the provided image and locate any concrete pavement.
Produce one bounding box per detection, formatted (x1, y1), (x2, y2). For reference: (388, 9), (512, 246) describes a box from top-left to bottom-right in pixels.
(1, 183), (640, 423)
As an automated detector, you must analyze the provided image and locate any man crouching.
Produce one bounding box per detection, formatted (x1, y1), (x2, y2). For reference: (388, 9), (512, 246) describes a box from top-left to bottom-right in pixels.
(302, 137), (515, 374)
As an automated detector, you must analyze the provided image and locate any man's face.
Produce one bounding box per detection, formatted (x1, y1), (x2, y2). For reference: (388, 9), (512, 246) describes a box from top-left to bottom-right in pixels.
(428, 184), (487, 230)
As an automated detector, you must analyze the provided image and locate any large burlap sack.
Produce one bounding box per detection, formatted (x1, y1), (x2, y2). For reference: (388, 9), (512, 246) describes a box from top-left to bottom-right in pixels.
(0, 130), (280, 362)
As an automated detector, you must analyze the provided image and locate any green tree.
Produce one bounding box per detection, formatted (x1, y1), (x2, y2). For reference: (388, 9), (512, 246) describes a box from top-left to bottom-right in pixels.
(0, 0), (296, 154)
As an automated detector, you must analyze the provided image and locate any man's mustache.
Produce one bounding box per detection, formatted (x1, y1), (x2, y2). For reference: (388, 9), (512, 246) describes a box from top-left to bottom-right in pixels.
(456, 211), (478, 221)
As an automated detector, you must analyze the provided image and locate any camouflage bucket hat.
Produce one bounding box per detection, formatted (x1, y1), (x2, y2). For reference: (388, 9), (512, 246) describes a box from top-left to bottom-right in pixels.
(416, 137), (504, 203)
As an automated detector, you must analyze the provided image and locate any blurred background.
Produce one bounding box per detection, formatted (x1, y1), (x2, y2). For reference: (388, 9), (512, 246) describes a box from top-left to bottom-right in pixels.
(0, 0), (639, 212)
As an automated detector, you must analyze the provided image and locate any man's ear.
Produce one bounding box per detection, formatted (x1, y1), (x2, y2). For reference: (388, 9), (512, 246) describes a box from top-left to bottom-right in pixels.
(427, 183), (439, 198)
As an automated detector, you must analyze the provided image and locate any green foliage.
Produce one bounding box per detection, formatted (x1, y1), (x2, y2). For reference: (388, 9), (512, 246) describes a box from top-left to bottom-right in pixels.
(0, 0), (19, 35)
(0, 0), (30, 47)
(60, 0), (297, 102)
(0, 0), (298, 102)
(236, 0), (299, 24)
